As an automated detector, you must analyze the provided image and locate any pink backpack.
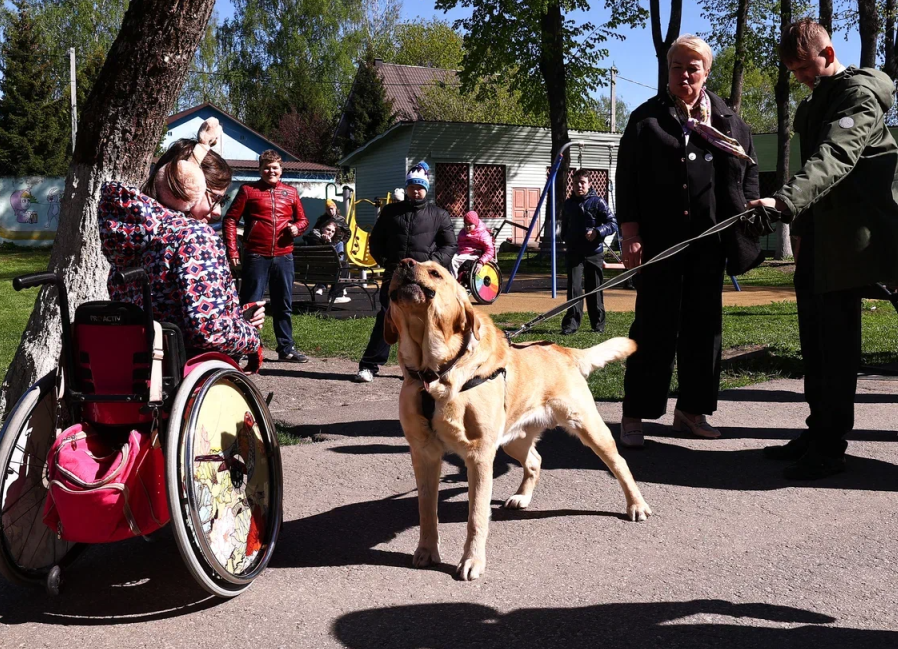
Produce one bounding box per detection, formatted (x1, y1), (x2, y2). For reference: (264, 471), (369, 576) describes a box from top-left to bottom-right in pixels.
(42, 423), (170, 543)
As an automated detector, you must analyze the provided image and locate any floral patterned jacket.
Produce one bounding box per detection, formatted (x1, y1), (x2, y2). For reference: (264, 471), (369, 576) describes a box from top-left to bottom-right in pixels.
(98, 182), (260, 356)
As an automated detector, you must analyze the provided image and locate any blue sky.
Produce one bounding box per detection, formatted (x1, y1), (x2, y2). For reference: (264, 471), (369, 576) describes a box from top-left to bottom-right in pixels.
(213, 0), (865, 109)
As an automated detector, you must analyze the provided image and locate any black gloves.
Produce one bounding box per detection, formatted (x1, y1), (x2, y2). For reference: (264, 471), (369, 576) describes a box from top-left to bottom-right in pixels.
(741, 204), (789, 237)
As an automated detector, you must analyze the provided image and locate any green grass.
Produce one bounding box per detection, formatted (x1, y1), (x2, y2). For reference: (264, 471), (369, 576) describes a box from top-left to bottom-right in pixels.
(0, 245), (51, 373)
(3, 246), (894, 405)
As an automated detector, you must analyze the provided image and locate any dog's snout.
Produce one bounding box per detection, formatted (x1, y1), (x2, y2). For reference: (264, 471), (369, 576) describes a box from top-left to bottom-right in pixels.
(400, 259), (417, 270)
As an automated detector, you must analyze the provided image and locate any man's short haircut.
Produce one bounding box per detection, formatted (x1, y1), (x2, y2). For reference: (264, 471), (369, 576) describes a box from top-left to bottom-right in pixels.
(572, 168), (590, 181)
(667, 34), (713, 71)
(259, 149), (282, 168)
(779, 18), (829, 64)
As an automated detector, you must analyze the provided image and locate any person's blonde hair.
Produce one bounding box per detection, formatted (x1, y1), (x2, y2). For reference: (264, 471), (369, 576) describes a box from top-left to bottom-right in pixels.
(667, 34), (713, 71)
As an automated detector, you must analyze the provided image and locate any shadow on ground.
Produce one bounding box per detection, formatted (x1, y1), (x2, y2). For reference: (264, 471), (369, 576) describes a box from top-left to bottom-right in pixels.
(333, 600), (898, 649)
(0, 528), (219, 625)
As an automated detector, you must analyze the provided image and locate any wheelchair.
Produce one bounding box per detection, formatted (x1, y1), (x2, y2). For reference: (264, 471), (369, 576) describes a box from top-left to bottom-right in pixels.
(456, 259), (503, 305)
(0, 269), (283, 598)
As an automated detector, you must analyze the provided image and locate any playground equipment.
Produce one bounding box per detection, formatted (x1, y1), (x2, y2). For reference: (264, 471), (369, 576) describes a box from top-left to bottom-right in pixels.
(342, 188), (396, 269)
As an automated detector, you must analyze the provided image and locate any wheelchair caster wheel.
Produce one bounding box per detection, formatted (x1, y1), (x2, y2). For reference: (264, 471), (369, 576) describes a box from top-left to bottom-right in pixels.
(46, 565), (63, 596)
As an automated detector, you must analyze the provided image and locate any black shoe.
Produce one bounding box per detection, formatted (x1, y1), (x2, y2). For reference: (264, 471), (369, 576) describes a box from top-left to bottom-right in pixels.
(762, 438), (810, 461)
(783, 452), (846, 481)
(278, 349), (309, 363)
(592, 323), (606, 334)
(561, 328), (578, 335)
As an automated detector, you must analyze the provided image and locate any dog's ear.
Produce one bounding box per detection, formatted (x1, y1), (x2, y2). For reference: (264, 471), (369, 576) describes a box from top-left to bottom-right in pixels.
(383, 305), (399, 345)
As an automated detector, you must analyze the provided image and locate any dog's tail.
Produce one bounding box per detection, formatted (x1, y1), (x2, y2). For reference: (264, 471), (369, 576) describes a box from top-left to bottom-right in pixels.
(574, 337), (637, 378)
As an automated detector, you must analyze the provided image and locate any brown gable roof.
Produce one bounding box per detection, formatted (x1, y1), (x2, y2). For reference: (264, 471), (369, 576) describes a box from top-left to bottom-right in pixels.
(226, 159), (338, 174)
(375, 60), (458, 121)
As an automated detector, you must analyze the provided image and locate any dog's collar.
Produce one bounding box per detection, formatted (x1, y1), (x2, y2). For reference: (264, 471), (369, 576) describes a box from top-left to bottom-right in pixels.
(421, 367), (506, 424)
(407, 328), (474, 386)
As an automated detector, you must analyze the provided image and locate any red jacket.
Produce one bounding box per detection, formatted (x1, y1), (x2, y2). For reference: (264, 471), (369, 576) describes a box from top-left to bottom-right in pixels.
(223, 180), (308, 258)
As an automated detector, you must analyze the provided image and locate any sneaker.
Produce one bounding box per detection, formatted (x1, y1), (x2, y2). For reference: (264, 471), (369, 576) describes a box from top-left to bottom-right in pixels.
(333, 296), (351, 304)
(353, 368), (374, 383)
(278, 349), (309, 363)
(592, 322), (606, 334)
(561, 327), (578, 336)
(783, 452), (846, 480)
(315, 287), (324, 296)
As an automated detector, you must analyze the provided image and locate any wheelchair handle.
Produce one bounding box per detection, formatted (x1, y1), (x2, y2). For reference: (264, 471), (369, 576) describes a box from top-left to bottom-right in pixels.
(113, 267), (149, 286)
(12, 272), (59, 291)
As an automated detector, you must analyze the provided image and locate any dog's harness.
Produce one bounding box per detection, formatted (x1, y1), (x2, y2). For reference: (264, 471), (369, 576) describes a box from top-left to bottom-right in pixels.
(419, 367), (507, 424)
(406, 328), (507, 425)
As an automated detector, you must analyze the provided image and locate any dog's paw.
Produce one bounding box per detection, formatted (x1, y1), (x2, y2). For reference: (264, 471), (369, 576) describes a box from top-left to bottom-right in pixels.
(503, 494), (532, 510)
(412, 544), (441, 568)
(627, 500), (653, 522)
(456, 554), (486, 581)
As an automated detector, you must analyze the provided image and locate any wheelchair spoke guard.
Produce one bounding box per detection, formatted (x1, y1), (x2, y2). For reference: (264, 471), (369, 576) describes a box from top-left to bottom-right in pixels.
(166, 361), (283, 598)
(468, 262), (502, 305)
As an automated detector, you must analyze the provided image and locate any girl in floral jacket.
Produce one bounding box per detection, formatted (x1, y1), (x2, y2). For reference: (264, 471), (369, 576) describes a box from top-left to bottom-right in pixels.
(451, 210), (495, 277)
(98, 122), (263, 360)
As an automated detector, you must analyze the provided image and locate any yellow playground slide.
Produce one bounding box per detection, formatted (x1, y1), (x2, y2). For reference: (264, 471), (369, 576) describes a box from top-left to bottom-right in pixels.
(345, 194), (393, 269)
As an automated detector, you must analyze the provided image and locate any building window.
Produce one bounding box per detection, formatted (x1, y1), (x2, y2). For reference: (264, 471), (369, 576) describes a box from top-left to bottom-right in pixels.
(435, 163), (470, 218)
(472, 164), (506, 220)
(551, 168), (609, 199)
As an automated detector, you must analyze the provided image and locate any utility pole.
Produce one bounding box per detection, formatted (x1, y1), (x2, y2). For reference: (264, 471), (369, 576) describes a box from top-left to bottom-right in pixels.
(610, 66), (617, 133)
(69, 48), (77, 154)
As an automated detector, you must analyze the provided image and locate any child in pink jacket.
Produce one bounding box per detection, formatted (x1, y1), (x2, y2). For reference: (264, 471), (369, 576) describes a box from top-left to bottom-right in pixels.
(452, 211), (495, 277)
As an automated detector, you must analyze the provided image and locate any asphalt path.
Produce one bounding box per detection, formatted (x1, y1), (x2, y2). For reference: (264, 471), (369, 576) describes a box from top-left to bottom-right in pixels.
(1, 354), (896, 648)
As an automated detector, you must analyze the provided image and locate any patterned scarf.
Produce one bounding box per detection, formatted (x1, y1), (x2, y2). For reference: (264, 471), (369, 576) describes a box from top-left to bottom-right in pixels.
(668, 86), (753, 161)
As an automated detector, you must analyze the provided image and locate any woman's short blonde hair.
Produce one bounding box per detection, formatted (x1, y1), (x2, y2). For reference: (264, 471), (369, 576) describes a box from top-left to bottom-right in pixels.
(667, 34), (713, 71)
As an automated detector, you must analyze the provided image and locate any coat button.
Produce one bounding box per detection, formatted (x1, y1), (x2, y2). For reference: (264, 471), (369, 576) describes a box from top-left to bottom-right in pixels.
(684, 210), (689, 216)
(682, 184), (687, 189)
(681, 157), (685, 162)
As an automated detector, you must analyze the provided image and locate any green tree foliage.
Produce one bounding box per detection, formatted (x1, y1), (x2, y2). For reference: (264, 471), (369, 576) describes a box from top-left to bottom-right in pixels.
(336, 53), (395, 158)
(0, 5), (69, 176)
(177, 13), (231, 112)
(381, 19), (465, 69)
(437, 0), (646, 118)
(705, 47), (808, 133)
(218, 0), (362, 140)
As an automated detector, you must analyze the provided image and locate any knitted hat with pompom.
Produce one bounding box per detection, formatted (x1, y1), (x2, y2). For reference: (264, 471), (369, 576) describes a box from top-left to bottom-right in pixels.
(405, 161), (430, 191)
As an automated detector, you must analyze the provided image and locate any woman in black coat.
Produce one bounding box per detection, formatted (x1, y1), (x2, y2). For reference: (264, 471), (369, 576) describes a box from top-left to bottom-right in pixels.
(615, 34), (761, 447)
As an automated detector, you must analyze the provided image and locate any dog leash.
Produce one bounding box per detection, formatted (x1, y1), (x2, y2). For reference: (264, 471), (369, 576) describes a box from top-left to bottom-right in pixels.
(506, 209), (757, 340)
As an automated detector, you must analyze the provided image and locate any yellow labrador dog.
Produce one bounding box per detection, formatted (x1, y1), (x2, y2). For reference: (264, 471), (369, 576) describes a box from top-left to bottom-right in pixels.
(384, 259), (652, 581)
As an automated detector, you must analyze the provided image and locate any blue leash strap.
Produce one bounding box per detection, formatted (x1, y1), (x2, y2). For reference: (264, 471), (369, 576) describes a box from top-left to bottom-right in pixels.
(506, 210), (754, 340)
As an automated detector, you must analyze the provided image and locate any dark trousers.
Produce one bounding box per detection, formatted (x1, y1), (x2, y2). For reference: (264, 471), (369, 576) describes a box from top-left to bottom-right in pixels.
(623, 245), (725, 419)
(359, 280), (392, 373)
(240, 252), (295, 354)
(562, 253), (605, 332)
(793, 236), (861, 458)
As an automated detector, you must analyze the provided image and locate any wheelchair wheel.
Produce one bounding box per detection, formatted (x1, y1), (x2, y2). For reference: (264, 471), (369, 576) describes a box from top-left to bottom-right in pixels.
(466, 261), (502, 305)
(0, 371), (83, 587)
(166, 361), (283, 598)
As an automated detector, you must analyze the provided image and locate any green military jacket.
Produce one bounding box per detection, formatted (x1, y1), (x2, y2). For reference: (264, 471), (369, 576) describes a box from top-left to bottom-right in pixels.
(775, 66), (898, 293)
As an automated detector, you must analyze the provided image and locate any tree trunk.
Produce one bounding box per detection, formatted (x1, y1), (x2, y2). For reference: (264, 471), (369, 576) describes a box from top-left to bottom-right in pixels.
(539, 3), (570, 232)
(1, 0), (217, 415)
(775, 0), (793, 260)
(650, 0), (683, 95)
(858, 0), (879, 68)
(730, 0), (750, 114)
(884, 0), (897, 79)
(819, 0), (833, 33)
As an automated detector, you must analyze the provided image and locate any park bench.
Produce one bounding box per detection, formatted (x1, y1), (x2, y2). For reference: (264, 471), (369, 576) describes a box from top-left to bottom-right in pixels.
(292, 244), (379, 312)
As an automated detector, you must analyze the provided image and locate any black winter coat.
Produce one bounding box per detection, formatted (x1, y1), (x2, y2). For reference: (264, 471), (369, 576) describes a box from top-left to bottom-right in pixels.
(368, 199), (457, 272)
(616, 91), (762, 275)
(561, 187), (618, 258)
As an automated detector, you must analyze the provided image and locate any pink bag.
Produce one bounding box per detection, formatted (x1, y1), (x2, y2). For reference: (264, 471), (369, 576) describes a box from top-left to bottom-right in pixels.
(42, 423), (170, 543)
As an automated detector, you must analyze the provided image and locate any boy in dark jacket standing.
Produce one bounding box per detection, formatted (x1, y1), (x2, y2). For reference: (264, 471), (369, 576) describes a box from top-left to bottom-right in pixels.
(561, 170), (618, 334)
(749, 19), (898, 479)
(353, 161), (457, 382)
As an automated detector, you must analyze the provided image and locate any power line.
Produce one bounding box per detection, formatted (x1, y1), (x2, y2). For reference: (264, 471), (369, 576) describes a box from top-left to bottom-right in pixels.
(616, 74), (655, 90)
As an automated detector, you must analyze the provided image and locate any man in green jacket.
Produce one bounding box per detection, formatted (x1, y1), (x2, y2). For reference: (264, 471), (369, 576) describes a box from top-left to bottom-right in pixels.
(750, 18), (898, 479)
